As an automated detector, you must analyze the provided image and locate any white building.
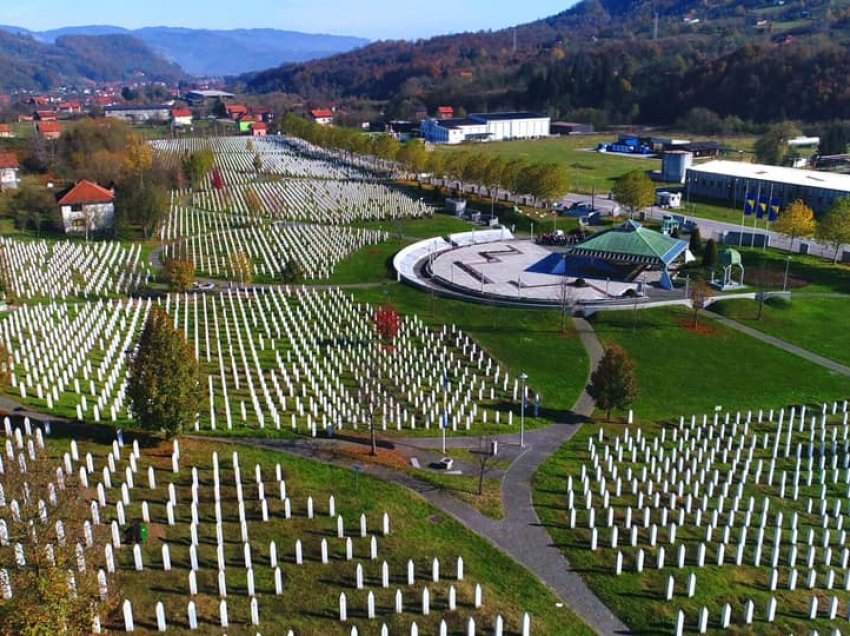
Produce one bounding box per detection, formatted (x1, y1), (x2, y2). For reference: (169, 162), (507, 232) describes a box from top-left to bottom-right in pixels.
(686, 160), (850, 214)
(422, 111), (550, 145)
(0, 153), (19, 191)
(105, 105), (171, 124)
(57, 180), (115, 235)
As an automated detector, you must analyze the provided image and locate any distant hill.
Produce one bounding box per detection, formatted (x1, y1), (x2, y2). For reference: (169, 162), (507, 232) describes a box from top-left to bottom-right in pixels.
(0, 25), (370, 77)
(243, 0), (850, 125)
(0, 29), (185, 90)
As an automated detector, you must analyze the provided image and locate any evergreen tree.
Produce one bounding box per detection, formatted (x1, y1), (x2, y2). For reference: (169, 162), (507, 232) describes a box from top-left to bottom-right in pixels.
(702, 238), (718, 267)
(127, 307), (203, 438)
(587, 344), (639, 421)
(688, 226), (703, 255)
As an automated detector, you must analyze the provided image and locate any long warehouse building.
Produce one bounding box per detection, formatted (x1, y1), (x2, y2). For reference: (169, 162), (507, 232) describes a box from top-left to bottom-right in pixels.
(685, 160), (850, 214)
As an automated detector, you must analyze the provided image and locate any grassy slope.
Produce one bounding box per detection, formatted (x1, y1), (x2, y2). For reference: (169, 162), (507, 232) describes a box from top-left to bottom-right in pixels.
(352, 283), (589, 415)
(57, 429), (592, 635)
(589, 306), (848, 421)
(711, 296), (850, 368)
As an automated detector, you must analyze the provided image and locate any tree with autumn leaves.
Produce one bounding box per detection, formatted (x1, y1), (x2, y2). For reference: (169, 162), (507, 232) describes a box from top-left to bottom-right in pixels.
(359, 304), (402, 456)
(587, 344), (639, 422)
(773, 199), (816, 252)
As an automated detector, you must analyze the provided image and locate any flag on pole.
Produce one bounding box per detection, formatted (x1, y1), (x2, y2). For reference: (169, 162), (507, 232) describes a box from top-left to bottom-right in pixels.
(744, 195), (756, 215)
(769, 198), (781, 221)
(757, 196), (768, 219)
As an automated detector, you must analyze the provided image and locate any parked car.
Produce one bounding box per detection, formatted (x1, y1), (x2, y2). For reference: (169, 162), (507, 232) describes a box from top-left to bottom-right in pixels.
(435, 457), (454, 470)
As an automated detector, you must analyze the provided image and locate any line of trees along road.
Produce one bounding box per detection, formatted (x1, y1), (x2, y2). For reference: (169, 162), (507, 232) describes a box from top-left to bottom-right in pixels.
(279, 114), (571, 211)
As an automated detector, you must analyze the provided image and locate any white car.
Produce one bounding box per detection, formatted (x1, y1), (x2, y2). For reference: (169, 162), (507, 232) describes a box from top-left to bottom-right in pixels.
(436, 457), (454, 470)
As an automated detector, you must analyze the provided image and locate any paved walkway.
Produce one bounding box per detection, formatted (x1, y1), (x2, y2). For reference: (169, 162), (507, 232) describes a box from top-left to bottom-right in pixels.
(706, 310), (850, 378)
(220, 315), (629, 635)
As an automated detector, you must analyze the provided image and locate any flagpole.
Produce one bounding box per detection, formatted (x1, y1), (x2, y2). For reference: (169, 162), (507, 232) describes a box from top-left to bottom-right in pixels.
(740, 181), (749, 248)
(752, 182), (762, 248)
(764, 183), (774, 250)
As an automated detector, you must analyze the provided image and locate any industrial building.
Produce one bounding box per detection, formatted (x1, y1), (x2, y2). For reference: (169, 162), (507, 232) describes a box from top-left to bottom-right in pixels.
(421, 112), (550, 145)
(661, 151), (694, 184)
(105, 105), (171, 124)
(685, 160), (850, 214)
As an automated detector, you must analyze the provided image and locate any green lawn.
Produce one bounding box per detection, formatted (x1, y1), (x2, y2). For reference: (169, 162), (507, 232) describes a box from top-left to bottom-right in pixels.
(352, 283), (589, 415)
(534, 414), (850, 635)
(52, 427), (592, 635)
(711, 296), (850, 368)
(589, 305), (848, 420)
(440, 135), (661, 194)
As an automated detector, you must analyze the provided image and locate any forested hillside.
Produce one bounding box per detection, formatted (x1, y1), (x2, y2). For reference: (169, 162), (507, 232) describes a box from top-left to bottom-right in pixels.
(0, 30), (185, 90)
(244, 0), (850, 125)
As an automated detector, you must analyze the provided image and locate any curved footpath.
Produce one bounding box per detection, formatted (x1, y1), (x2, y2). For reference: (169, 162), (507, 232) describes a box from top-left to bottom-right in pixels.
(227, 316), (629, 636)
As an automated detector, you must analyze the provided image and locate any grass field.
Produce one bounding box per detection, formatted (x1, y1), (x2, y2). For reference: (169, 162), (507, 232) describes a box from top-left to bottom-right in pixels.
(54, 427), (592, 635)
(352, 282), (588, 415)
(440, 135), (662, 194)
(589, 306), (848, 421)
(533, 415), (850, 635)
(711, 296), (850, 368)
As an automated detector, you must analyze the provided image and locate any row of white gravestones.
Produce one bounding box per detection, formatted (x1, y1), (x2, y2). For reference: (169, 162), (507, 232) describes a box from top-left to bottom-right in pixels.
(569, 400), (850, 629)
(63, 434), (534, 633)
(163, 222), (388, 280)
(190, 174), (429, 223)
(0, 237), (149, 300)
(3, 285), (520, 435)
(163, 286), (513, 433)
(151, 135), (372, 182)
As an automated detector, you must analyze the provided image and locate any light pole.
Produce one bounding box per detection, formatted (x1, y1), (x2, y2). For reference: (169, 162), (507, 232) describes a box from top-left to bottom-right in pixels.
(783, 255), (791, 292)
(442, 368), (449, 454)
(519, 372), (528, 448)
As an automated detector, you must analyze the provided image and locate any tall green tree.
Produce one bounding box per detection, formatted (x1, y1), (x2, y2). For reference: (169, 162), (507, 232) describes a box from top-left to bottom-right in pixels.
(115, 179), (169, 239)
(127, 307), (202, 438)
(181, 148), (216, 190)
(754, 121), (801, 165)
(587, 344), (639, 421)
(774, 199), (816, 252)
(612, 170), (655, 218)
(818, 123), (848, 156)
(815, 197), (850, 262)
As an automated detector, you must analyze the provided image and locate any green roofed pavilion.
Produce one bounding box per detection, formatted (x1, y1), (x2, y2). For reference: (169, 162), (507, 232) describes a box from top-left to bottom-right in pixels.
(568, 220), (689, 290)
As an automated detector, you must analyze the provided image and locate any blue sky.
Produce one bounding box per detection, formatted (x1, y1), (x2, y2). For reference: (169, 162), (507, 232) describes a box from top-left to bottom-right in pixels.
(0, 1), (576, 40)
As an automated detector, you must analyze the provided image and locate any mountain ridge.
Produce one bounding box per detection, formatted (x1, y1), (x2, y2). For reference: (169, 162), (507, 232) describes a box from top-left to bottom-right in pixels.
(242, 0), (850, 125)
(0, 25), (370, 77)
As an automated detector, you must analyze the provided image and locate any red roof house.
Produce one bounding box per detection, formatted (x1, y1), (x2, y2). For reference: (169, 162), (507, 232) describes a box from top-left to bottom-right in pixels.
(37, 121), (62, 139)
(250, 122), (268, 137)
(437, 106), (454, 119)
(310, 108), (334, 125)
(0, 124), (14, 138)
(0, 152), (19, 191)
(226, 104), (249, 120)
(34, 110), (58, 121)
(57, 180), (116, 235)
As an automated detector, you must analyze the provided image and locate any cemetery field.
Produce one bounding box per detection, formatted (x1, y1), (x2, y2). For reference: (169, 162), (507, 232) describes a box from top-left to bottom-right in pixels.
(352, 282), (590, 415)
(589, 306), (849, 420)
(711, 297), (850, 368)
(533, 408), (850, 635)
(26, 421), (591, 635)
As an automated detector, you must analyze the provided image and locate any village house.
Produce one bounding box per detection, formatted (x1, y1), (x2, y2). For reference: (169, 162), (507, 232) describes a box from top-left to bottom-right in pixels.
(57, 101), (83, 116)
(34, 110), (58, 122)
(0, 153), (19, 191)
(310, 108), (334, 126)
(170, 108), (193, 128)
(57, 180), (115, 236)
(226, 104), (249, 120)
(37, 121), (62, 140)
(0, 124), (15, 139)
(250, 122), (268, 137)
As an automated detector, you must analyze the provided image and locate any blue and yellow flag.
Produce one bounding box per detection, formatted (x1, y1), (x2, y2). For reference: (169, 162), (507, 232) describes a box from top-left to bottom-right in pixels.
(769, 198), (781, 221)
(744, 196), (756, 215)
(757, 196), (769, 219)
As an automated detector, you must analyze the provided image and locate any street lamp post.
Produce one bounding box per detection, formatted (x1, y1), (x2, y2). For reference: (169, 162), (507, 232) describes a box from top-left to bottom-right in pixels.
(519, 372), (528, 448)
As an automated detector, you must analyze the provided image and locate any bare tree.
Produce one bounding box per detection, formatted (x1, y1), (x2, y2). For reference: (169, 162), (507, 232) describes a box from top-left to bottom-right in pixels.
(472, 437), (500, 496)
